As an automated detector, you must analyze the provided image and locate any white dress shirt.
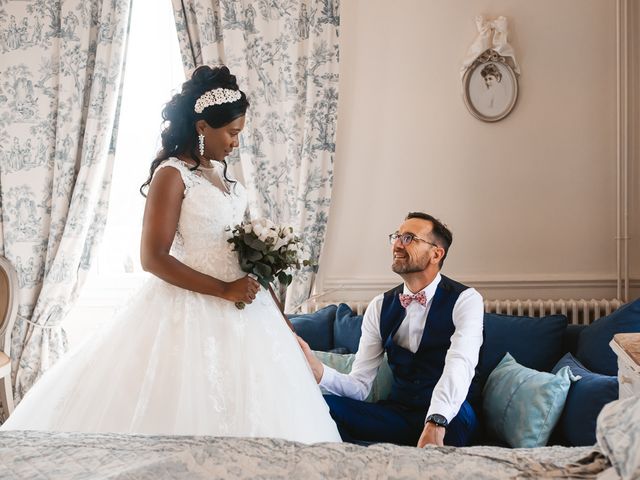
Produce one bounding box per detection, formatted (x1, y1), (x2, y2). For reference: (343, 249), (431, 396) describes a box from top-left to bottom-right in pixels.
(319, 273), (484, 422)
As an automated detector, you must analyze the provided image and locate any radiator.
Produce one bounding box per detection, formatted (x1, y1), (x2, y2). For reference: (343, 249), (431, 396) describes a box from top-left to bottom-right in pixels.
(483, 298), (623, 325)
(306, 298), (623, 325)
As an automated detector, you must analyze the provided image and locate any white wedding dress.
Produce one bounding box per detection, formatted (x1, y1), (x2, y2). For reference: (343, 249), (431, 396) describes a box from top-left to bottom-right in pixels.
(1, 158), (341, 444)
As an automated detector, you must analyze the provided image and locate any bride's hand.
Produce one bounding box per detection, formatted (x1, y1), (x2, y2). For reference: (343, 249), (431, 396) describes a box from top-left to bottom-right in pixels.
(223, 275), (260, 303)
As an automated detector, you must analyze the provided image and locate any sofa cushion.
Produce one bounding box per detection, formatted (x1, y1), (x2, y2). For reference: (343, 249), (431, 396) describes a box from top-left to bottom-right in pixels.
(334, 304), (364, 354)
(576, 298), (640, 376)
(551, 353), (618, 446)
(290, 305), (337, 352)
(562, 324), (586, 356)
(477, 313), (568, 389)
(483, 353), (575, 448)
(313, 350), (393, 403)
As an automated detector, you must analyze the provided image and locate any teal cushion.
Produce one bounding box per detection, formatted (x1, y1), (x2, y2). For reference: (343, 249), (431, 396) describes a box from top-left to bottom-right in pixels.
(482, 353), (577, 448)
(313, 350), (393, 403)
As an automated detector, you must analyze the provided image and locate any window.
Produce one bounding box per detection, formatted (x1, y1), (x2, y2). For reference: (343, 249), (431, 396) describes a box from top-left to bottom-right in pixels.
(65, 0), (185, 346)
(98, 0), (185, 277)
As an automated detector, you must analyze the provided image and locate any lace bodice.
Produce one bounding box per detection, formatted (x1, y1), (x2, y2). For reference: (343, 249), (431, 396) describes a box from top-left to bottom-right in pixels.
(156, 158), (247, 281)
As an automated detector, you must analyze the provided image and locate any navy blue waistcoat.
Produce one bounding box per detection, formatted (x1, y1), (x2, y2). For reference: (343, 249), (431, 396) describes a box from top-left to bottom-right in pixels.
(381, 275), (475, 410)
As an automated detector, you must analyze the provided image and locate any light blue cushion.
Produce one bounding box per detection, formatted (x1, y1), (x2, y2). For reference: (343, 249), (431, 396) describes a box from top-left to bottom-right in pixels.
(483, 353), (577, 448)
(313, 350), (393, 403)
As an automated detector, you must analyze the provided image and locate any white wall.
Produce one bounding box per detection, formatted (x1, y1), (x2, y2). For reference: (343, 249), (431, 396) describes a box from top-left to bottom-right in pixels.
(318, 0), (639, 302)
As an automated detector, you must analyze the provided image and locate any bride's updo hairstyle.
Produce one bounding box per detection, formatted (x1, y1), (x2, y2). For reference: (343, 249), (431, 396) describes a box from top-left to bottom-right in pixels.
(140, 65), (250, 196)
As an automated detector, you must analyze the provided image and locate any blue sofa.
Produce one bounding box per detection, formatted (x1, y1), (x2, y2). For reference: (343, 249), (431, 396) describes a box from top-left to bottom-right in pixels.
(290, 299), (640, 447)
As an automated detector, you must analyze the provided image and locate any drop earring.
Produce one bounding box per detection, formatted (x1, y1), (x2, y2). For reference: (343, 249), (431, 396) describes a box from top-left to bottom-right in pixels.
(198, 133), (205, 157)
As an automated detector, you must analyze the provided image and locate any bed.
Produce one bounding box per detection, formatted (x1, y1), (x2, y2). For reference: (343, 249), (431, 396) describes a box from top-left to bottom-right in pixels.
(0, 430), (608, 479)
(2, 386), (638, 479)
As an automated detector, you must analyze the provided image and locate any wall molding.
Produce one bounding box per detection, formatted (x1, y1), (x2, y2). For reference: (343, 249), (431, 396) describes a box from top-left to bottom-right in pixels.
(324, 274), (621, 289)
(318, 274), (631, 302)
(71, 274), (640, 311)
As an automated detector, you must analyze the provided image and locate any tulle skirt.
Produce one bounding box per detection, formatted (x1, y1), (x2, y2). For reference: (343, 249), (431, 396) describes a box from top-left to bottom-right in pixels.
(1, 278), (341, 444)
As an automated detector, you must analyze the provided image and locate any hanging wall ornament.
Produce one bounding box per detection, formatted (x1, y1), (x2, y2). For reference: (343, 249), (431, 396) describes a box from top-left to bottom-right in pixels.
(461, 16), (520, 122)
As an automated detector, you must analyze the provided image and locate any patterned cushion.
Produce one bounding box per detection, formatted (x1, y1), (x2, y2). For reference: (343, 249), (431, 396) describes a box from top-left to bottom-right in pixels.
(552, 353), (618, 446)
(483, 353), (576, 448)
(597, 396), (640, 479)
(313, 350), (393, 403)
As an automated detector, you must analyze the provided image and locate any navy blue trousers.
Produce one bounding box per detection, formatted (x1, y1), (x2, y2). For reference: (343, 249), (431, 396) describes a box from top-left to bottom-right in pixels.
(324, 395), (479, 447)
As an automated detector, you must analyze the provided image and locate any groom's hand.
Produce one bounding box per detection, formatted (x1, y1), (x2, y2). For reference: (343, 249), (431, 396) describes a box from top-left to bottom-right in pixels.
(417, 422), (445, 448)
(296, 335), (324, 384)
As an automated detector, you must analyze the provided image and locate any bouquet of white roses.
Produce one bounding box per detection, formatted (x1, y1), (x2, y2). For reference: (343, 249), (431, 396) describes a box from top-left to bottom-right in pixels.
(227, 218), (312, 309)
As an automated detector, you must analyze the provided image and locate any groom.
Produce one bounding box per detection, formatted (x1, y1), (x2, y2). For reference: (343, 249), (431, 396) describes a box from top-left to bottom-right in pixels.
(298, 212), (484, 447)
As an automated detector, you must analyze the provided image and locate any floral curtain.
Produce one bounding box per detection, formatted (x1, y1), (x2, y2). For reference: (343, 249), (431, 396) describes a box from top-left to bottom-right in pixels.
(0, 0), (131, 403)
(172, 0), (340, 311)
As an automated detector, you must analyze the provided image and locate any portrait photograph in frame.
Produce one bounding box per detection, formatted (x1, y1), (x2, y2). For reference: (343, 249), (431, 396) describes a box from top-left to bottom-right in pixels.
(462, 50), (518, 122)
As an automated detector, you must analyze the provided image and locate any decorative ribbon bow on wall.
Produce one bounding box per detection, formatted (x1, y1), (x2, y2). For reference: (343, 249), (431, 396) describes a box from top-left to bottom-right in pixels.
(461, 15), (521, 77)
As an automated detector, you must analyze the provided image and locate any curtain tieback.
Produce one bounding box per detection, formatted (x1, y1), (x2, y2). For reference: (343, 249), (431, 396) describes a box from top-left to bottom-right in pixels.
(17, 315), (62, 330)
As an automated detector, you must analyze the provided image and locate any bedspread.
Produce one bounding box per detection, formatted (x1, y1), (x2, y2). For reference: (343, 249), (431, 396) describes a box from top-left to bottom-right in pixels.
(0, 431), (608, 479)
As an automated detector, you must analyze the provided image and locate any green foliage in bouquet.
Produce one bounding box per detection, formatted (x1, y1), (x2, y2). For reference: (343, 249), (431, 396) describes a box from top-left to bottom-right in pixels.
(227, 219), (313, 291)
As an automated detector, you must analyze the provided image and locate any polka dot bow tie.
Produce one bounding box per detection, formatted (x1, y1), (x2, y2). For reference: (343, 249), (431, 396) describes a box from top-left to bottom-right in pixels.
(399, 291), (427, 308)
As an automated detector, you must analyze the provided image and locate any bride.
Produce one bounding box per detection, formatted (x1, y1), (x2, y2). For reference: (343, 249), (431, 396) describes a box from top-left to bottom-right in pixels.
(0, 65), (341, 444)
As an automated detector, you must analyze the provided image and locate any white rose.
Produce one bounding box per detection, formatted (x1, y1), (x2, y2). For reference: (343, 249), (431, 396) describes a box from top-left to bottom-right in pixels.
(254, 224), (265, 237)
(273, 237), (288, 250)
(269, 231), (281, 244)
(257, 229), (270, 242)
(251, 218), (267, 229)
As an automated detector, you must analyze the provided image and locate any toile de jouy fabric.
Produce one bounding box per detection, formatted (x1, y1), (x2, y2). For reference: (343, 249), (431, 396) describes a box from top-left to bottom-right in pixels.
(0, 159), (340, 444)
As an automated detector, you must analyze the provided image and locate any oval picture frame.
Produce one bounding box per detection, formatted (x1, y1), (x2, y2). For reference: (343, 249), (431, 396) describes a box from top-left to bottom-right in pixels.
(462, 50), (518, 122)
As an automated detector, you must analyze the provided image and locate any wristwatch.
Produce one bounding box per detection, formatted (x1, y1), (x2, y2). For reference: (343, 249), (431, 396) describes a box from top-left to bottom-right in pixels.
(426, 414), (449, 428)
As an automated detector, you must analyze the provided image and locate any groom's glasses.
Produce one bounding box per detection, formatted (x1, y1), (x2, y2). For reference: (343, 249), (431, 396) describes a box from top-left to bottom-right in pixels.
(388, 232), (439, 248)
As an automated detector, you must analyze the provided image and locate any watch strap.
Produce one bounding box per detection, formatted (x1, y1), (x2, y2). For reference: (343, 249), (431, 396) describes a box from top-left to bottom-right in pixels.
(426, 413), (449, 428)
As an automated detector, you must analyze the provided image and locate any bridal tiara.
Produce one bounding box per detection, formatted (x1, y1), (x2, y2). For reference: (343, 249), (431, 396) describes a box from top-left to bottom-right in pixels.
(194, 88), (242, 113)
